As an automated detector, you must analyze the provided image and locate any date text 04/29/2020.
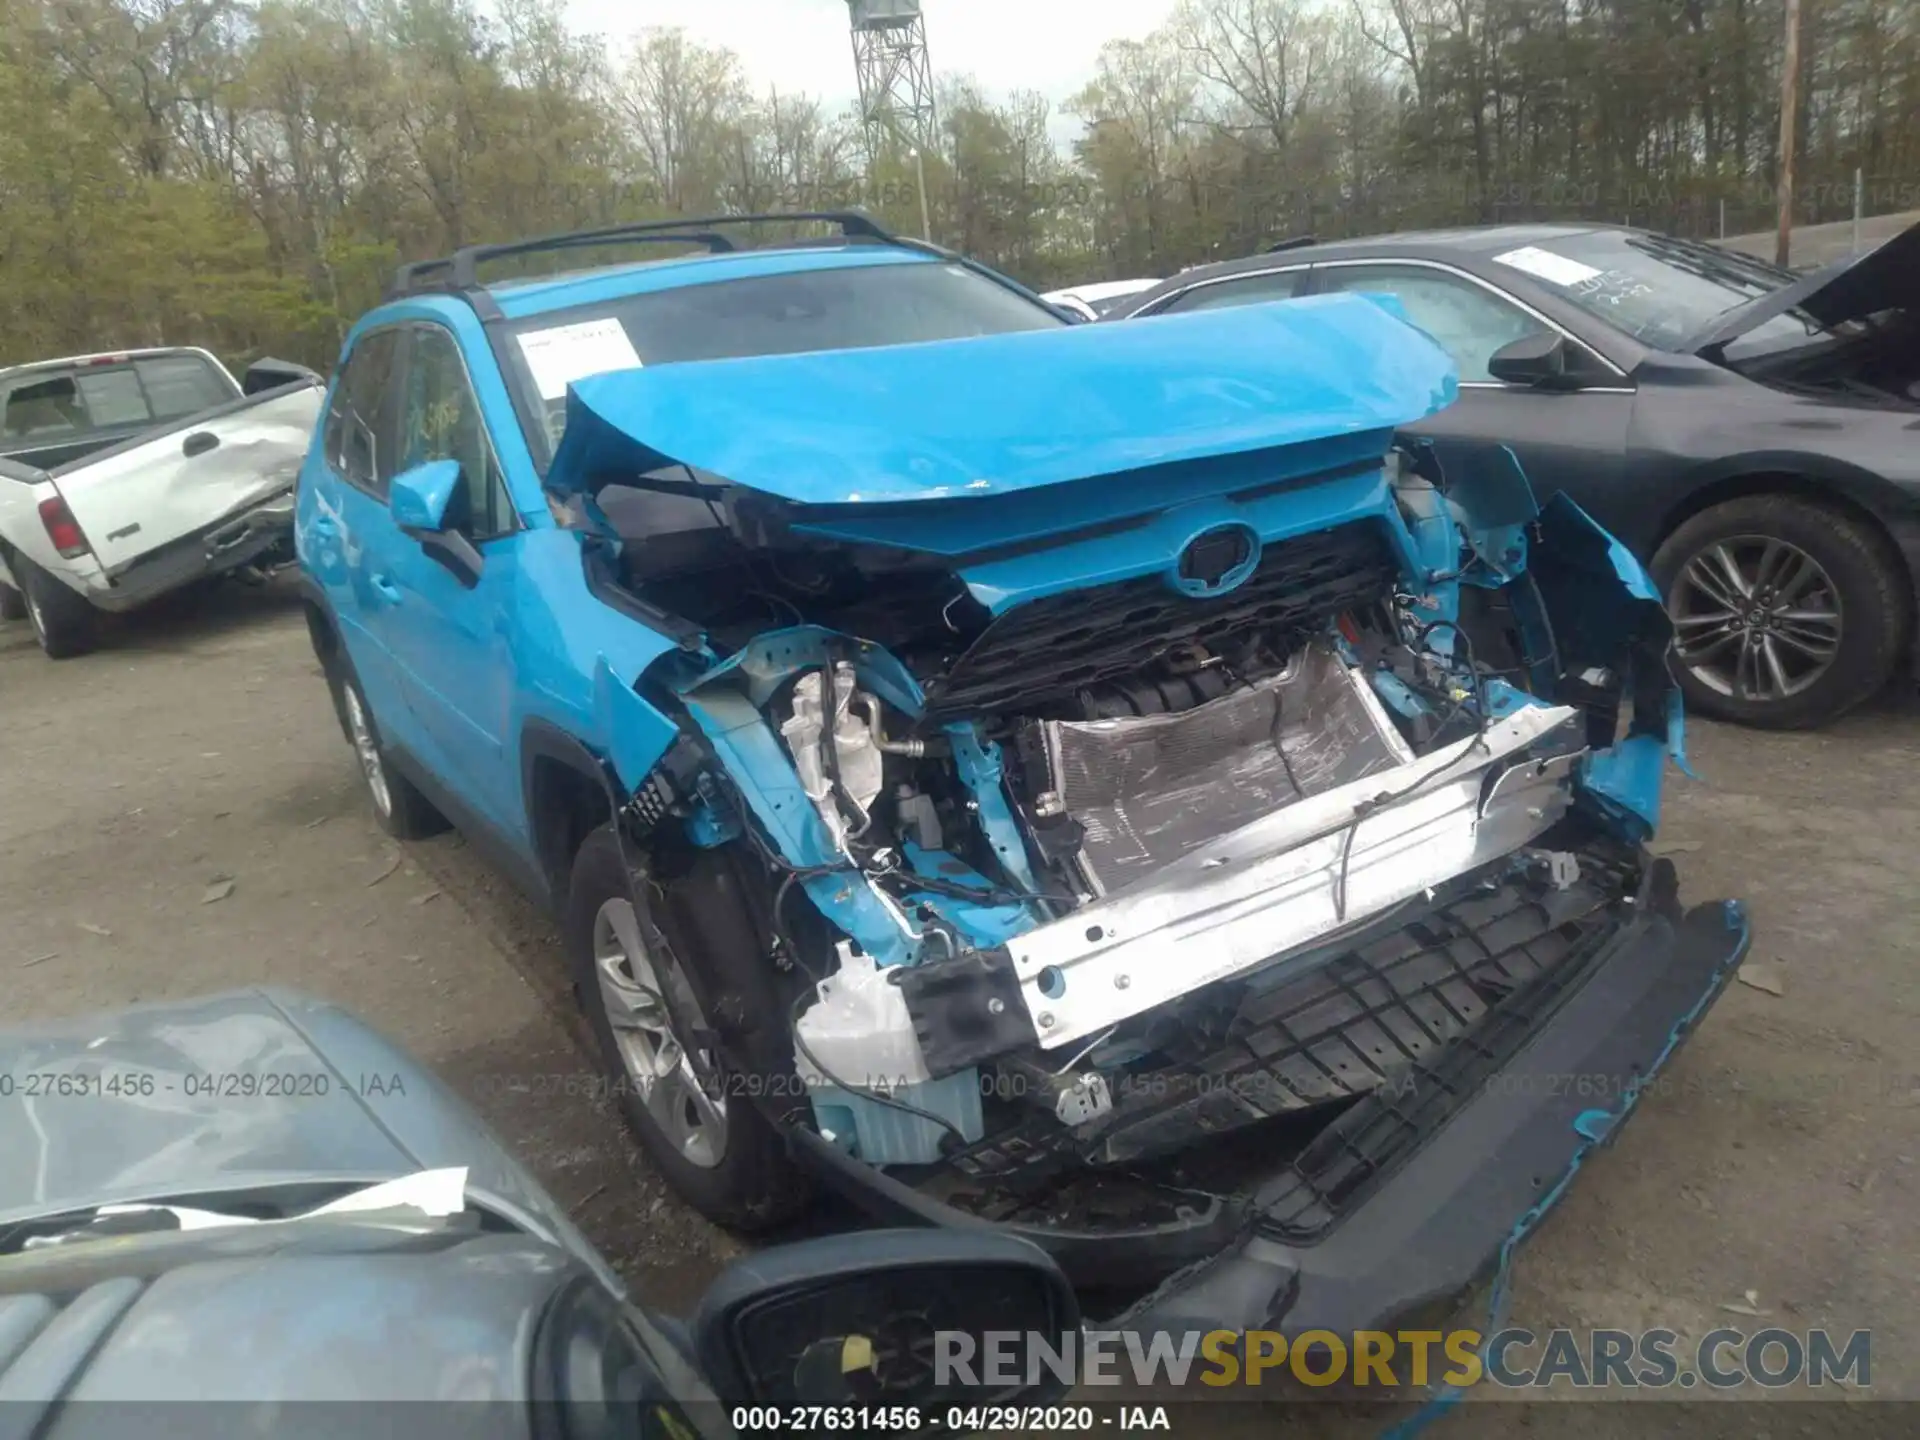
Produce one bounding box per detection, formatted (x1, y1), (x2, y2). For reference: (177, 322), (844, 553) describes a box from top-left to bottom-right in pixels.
(0, 1070), (406, 1099)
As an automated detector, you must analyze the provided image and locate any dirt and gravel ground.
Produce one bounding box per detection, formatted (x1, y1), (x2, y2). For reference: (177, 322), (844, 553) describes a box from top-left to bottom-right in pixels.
(3, 579), (1915, 1425)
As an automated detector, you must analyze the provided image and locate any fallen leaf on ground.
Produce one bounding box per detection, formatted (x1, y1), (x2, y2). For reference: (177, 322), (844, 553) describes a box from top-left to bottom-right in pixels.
(409, 889), (442, 906)
(365, 854), (402, 887)
(304, 816), (329, 829)
(200, 878), (236, 904)
(18, 952), (57, 969)
(1736, 963), (1785, 997)
(77, 922), (113, 938)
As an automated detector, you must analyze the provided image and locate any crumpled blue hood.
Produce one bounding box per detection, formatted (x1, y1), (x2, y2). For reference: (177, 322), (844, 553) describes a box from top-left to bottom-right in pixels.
(544, 292), (1458, 504)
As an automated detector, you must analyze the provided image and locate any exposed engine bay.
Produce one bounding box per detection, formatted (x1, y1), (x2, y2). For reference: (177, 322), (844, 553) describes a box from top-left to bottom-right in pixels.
(1728, 307), (1920, 410)
(599, 445), (1684, 1274)
(553, 294), (1693, 1287)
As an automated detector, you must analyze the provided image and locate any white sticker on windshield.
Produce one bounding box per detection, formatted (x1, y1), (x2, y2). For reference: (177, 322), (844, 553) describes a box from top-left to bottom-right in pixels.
(515, 319), (642, 401)
(1492, 245), (1603, 288)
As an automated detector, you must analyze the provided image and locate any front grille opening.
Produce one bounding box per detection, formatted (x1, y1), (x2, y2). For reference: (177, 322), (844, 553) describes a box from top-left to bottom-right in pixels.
(921, 519), (1401, 717)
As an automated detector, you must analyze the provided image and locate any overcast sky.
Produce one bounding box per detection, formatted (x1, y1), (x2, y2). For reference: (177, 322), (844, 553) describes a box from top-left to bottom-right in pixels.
(562, 0), (1180, 136)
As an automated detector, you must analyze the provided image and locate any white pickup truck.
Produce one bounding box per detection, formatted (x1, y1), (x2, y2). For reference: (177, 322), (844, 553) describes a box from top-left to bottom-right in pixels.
(0, 347), (324, 657)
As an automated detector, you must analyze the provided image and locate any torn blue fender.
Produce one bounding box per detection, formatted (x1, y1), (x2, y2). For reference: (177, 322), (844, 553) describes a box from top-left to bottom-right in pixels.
(668, 626), (939, 967)
(1446, 445), (1535, 586)
(592, 655), (680, 793)
(1433, 445), (1688, 842)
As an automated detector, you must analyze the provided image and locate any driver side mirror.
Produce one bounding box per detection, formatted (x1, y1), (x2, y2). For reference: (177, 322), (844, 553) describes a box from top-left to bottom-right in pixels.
(390, 458), (483, 587)
(692, 1228), (1083, 1412)
(1488, 331), (1583, 390)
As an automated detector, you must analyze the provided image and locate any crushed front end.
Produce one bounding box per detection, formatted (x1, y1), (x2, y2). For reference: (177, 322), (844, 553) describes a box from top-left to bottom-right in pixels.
(557, 296), (1749, 1332)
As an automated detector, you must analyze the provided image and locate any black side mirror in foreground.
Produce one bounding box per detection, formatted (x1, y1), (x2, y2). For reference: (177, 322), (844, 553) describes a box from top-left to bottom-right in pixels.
(692, 1229), (1083, 1413)
(1487, 331), (1578, 389)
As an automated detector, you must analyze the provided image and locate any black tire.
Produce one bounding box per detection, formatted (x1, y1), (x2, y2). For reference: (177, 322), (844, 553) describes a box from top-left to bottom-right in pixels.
(328, 664), (450, 839)
(14, 558), (97, 658)
(565, 824), (811, 1232)
(0, 582), (25, 622)
(1651, 495), (1905, 730)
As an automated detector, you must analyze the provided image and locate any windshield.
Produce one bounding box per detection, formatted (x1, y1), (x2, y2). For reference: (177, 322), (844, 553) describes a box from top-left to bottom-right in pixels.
(1487, 232), (1824, 355)
(506, 259), (1064, 457)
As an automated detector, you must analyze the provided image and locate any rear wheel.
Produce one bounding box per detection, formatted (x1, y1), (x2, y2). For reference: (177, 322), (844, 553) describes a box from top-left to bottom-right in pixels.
(335, 671), (449, 839)
(1652, 495), (1904, 730)
(14, 558), (97, 658)
(566, 824), (810, 1232)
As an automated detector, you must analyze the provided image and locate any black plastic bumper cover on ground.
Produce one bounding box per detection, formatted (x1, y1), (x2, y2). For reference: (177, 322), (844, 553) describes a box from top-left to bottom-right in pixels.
(1109, 884), (1749, 1339)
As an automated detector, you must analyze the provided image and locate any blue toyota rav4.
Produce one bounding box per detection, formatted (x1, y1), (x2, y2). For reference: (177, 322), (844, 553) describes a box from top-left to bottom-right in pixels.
(295, 212), (1749, 1340)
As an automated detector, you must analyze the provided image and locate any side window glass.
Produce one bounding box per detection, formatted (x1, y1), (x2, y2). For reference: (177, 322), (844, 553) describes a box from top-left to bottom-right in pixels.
(398, 326), (513, 540)
(324, 330), (402, 495)
(1317, 266), (1547, 382)
(1159, 270), (1306, 314)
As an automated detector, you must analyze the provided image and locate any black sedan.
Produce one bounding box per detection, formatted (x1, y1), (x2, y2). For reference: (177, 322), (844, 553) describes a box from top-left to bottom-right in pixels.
(1108, 221), (1920, 729)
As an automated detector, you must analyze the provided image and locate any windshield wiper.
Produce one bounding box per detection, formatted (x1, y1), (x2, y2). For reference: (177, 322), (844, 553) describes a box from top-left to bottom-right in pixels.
(1628, 233), (1788, 300)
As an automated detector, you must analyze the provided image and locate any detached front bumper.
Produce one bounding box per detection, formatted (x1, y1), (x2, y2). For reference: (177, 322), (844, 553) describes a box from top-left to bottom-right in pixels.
(793, 857), (1746, 1337)
(1113, 867), (1748, 1339)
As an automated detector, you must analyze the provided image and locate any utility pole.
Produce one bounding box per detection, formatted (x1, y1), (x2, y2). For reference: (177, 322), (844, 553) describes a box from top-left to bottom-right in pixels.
(1774, 0), (1802, 268)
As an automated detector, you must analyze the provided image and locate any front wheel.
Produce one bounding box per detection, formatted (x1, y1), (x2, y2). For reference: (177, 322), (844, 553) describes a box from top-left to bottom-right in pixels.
(565, 825), (810, 1232)
(1651, 495), (1905, 730)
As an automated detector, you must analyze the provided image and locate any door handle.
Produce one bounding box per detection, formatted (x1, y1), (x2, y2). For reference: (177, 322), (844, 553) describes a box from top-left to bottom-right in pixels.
(182, 431), (220, 458)
(371, 575), (402, 604)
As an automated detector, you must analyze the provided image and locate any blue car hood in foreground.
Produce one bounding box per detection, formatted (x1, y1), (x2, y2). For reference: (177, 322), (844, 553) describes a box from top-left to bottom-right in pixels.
(544, 293), (1457, 504)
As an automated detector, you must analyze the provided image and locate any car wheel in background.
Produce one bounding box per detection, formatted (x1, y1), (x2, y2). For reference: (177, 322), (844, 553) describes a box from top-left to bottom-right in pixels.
(0, 582), (25, 622)
(565, 824), (810, 1233)
(1652, 494), (1904, 730)
(334, 670), (450, 838)
(14, 557), (97, 659)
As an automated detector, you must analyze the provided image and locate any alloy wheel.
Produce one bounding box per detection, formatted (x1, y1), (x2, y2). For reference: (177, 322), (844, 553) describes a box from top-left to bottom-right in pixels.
(341, 683), (394, 818)
(592, 896), (729, 1168)
(1668, 535), (1843, 703)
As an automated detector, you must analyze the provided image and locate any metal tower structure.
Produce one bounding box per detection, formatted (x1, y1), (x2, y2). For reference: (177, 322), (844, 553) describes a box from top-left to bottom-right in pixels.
(847, 0), (937, 165)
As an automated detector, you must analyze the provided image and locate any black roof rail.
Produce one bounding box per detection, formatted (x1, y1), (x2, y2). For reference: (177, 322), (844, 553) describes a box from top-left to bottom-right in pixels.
(1265, 234), (1319, 253)
(383, 211), (904, 302)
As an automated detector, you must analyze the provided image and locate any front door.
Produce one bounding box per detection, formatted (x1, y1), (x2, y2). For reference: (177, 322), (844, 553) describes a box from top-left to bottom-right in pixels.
(378, 322), (527, 843)
(1310, 262), (1635, 518)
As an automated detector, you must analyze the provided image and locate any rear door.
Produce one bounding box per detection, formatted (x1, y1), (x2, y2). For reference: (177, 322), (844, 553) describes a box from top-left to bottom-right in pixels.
(376, 321), (526, 840)
(299, 328), (417, 738)
(1308, 260), (1634, 512)
(52, 381), (323, 572)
